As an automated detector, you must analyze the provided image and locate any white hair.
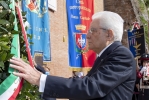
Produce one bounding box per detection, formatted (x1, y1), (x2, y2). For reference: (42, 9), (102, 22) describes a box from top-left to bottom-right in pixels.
(92, 11), (124, 41)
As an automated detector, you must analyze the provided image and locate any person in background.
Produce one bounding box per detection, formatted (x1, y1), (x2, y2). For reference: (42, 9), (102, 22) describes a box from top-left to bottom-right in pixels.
(33, 59), (46, 74)
(132, 57), (141, 100)
(44, 66), (51, 75)
(10, 11), (136, 100)
(75, 71), (84, 78)
(136, 53), (149, 100)
(72, 71), (84, 78)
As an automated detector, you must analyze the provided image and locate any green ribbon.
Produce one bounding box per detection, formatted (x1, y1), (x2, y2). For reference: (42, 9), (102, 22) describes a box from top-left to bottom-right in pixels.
(9, 0), (20, 73)
(0, 74), (17, 95)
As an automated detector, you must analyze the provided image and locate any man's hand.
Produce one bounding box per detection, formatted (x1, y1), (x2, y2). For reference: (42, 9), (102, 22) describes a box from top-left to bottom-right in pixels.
(10, 57), (42, 86)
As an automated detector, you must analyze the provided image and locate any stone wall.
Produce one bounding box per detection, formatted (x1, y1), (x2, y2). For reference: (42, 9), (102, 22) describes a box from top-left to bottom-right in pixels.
(104, 0), (136, 47)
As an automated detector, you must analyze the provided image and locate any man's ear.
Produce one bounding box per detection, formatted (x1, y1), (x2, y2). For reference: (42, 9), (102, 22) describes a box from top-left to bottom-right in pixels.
(107, 33), (110, 37)
(107, 29), (114, 40)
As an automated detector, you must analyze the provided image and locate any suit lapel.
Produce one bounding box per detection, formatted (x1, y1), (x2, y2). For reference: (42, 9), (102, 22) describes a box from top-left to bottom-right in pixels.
(87, 41), (122, 76)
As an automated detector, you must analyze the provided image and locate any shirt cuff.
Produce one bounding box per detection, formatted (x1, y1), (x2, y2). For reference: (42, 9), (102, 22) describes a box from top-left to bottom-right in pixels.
(39, 74), (47, 92)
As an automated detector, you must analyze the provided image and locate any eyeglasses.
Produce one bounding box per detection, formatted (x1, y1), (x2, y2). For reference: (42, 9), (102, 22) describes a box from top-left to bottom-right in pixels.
(87, 28), (107, 34)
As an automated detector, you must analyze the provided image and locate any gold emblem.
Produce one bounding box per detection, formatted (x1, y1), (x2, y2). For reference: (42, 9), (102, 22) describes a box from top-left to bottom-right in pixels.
(75, 24), (86, 31)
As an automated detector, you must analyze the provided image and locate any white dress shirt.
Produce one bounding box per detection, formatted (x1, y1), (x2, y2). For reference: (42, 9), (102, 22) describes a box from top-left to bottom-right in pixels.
(97, 42), (113, 57)
(39, 42), (113, 92)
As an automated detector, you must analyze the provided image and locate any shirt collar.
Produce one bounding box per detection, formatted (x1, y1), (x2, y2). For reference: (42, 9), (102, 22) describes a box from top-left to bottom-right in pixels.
(97, 42), (113, 57)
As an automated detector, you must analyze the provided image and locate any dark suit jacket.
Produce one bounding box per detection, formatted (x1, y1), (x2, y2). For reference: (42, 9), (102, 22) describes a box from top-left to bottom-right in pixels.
(43, 41), (136, 100)
(35, 65), (56, 100)
(35, 65), (46, 74)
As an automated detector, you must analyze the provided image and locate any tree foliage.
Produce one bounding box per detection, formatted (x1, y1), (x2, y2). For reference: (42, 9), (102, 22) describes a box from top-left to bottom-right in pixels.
(144, 0), (149, 8)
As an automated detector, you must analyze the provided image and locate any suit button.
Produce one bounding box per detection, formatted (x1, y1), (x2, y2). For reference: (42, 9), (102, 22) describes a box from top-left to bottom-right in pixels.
(56, 94), (59, 97)
(53, 93), (56, 97)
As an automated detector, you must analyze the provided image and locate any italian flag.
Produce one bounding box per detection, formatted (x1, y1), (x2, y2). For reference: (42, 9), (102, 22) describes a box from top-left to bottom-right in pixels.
(0, 0), (33, 99)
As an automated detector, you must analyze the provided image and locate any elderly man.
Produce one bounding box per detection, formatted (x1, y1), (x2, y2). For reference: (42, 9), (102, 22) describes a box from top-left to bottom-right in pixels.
(10, 11), (136, 100)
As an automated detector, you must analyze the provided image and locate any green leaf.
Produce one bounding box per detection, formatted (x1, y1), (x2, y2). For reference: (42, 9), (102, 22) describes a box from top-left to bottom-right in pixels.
(0, 36), (10, 41)
(0, 1), (9, 9)
(27, 34), (33, 39)
(9, 13), (15, 23)
(0, 42), (10, 50)
(0, 41), (8, 45)
(29, 42), (34, 45)
(22, 11), (27, 16)
(0, 10), (8, 19)
(0, 52), (7, 61)
(7, 24), (14, 31)
(0, 61), (4, 69)
(11, 30), (20, 34)
(0, 19), (10, 25)
(5, 53), (14, 61)
(1, 45), (10, 50)
(0, 26), (9, 32)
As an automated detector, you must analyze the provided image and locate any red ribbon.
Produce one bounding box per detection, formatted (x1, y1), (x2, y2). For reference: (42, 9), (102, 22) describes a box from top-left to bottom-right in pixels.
(16, 4), (34, 67)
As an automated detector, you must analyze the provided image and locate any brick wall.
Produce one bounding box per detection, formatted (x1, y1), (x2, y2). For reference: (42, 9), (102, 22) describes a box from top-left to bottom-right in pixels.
(104, 0), (136, 47)
(47, 0), (72, 78)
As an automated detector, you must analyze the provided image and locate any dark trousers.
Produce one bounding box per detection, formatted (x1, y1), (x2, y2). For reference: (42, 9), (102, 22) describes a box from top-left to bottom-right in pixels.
(144, 89), (149, 100)
(137, 89), (149, 100)
(132, 93), (138, 100)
